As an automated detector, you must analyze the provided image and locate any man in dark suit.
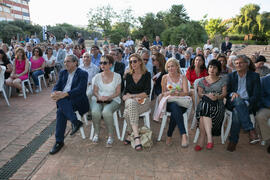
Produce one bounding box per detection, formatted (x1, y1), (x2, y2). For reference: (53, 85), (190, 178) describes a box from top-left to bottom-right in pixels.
(226, 55), (261, 152)
(180, 51), (193, 68)
(49, 54), (89, 155)
(221, 36), (232, 54)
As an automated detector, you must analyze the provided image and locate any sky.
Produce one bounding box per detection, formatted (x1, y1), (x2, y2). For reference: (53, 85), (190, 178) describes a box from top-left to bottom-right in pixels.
(29, 0), (270, 27)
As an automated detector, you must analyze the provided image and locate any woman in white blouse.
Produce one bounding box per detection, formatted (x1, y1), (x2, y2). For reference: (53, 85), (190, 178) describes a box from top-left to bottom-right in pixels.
(91, 54), (121, 147)
(43, 47), (56, 82)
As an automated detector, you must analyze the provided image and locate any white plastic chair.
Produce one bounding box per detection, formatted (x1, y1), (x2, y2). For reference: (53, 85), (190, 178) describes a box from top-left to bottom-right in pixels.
(157, 79), (192, 141)
(9, 61), (33, 99)
(190, 78), (202, 129)
(0, 66), (10, 106)
(75, 111), (87, 139)
(37, 74), (47, 91)
(121, 79), (154, 141)
(180, 68), (188, 75)
(50, 69), (57, 82)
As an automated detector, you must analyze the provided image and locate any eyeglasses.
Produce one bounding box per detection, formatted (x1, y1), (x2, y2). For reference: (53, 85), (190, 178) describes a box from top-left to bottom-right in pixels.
(64, 60), (72, 63)
(130, 60), (138, 64)
(143, 58), (149, 62)
(100, 61), (108, 65)
(152, 58), (156, 61)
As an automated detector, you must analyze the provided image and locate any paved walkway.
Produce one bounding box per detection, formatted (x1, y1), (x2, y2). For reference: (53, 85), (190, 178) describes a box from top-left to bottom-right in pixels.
(1, 87), (270, 180)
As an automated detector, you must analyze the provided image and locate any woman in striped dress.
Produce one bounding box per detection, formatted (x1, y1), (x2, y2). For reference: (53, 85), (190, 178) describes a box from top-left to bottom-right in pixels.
(195, 60), (227, 151)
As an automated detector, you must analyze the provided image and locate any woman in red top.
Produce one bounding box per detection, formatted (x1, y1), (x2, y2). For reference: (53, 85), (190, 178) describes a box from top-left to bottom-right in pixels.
(186, 54), (208, 86)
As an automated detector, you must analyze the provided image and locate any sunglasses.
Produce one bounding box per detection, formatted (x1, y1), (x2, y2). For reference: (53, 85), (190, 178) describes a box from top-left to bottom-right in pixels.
(100, 61), (108, 65)
(130, 60), (138, 64)
(143, 58), (149, 61)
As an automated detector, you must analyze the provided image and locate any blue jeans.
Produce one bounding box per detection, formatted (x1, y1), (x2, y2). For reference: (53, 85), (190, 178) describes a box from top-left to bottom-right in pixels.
(31, 70), (44, 86)
(229, 98), (254, 143)
(166, 102), (187, 137)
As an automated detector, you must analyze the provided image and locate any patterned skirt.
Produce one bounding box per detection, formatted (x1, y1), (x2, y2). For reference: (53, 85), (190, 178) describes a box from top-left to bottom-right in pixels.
(196, 96), (225, 136)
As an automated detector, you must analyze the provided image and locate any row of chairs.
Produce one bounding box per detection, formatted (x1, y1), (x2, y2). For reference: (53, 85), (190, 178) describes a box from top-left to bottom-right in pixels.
(0, 63), (57, 106)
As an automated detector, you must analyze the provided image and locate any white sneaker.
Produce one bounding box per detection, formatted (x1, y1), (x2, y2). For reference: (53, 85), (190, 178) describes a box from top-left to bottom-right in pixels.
(106, 137), (113, 148)
(92, 135), (99, 143)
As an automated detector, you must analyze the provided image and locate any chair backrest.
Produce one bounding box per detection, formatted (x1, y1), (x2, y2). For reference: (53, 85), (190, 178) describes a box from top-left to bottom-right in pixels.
(180, 68), (188, 75)
(0, 65), (6, 90)
(193, 78), (202, 108)
(149, 79), (154, 98)
(27, 61), (31, 77)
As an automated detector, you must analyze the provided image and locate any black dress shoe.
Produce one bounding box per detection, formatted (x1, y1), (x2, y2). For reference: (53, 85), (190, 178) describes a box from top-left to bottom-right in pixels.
(70, 121), (83, 136)
(49, 142), (64, 155)
(227, 141), (237, 152)
(267, 145), (270, 154)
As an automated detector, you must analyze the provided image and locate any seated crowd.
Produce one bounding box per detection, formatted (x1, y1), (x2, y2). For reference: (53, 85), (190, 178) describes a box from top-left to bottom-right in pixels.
(0, 35), (269, 156)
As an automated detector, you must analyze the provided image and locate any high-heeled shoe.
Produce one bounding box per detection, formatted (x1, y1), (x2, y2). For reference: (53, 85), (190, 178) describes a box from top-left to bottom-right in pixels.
(206, 142), (214, 150)
(194, 145), (203, 151)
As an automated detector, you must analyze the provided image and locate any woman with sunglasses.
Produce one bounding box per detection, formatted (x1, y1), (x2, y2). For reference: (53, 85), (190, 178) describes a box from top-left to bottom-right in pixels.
(122, 53), (151, 151)
(30, 47), (45, 93)
(91, 55), (121, 147)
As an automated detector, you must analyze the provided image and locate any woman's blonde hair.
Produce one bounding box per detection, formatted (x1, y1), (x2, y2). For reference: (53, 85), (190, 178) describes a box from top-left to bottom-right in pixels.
(128, 53), (147, 74)
(165, 58), (180, 73)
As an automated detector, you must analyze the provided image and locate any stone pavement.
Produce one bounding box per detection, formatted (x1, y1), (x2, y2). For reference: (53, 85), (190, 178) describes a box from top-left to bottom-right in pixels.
(0, 87), (56, 167)
(1, 87), (270, 180)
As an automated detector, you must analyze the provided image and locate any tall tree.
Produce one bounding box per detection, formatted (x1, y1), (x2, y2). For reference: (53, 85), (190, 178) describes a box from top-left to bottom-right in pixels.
(205, 18), (227, 39)
(163, 4), (189, 27)
(87, 5), (116, 36)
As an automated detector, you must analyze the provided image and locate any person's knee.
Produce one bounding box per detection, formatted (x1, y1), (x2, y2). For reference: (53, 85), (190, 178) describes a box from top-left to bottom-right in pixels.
(233, 97), (245, 106)
(13, 79), (21, 84)
(102, 109), (112, 118)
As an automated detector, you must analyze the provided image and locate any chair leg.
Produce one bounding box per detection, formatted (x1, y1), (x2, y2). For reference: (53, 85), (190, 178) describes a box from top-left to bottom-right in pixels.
(43, 76), (47, 88)
(157, 114), (168, 141)
(27, 80), (33, 93)
(190, 114), (197, 130)
(121, 120), (127, 141)
(224, 111), (232, 142)
(144, 115), (150, 129)
(2, 90), (10, 106)
(90, 123), (94, 140)
(183, 113), (189, 137)
(75, 111), (86, 139)
(22, 82), (26, 99)
(193, 128), (200, 143)
(113, 112), (121, 140)
(38, 77), (42, 91)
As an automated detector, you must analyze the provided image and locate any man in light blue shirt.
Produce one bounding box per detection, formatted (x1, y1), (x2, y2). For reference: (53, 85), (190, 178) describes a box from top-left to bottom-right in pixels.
(90, 45), (102, 67)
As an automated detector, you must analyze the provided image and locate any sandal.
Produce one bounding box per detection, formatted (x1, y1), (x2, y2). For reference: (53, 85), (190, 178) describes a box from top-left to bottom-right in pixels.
(134, 136), (142, 151)
(124, 139), (131, 145)
(124, 134), (131, 145)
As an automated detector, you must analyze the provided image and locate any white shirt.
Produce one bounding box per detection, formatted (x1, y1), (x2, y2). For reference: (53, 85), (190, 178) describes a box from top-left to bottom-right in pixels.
(79, 63), (99, 84)
(43, 55), (56, 66)
(92, 72), (121, 104)
(125, 40), (134, 47)
(205, 54), (213, 67)
(203, 44), (213, 50)
(62, 38), (73, 44)
(65, 49), (73, 56)
(63, 69), (76, 92)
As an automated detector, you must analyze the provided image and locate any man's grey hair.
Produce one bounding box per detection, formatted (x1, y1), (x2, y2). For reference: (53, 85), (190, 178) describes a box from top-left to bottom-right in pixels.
(66, 54), (79, 66)
(140, 49), (150, 56)
(233, 54), (250, 66)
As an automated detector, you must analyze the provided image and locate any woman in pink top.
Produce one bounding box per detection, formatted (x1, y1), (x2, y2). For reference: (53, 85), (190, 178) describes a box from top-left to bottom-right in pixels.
(30, 47), (45, 93)
(6, 47), (30, 95)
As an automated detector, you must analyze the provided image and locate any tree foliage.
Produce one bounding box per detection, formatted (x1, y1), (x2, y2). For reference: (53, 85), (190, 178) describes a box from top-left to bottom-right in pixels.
(205, 18), (227, 39)
(161, 21), (207, 46)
